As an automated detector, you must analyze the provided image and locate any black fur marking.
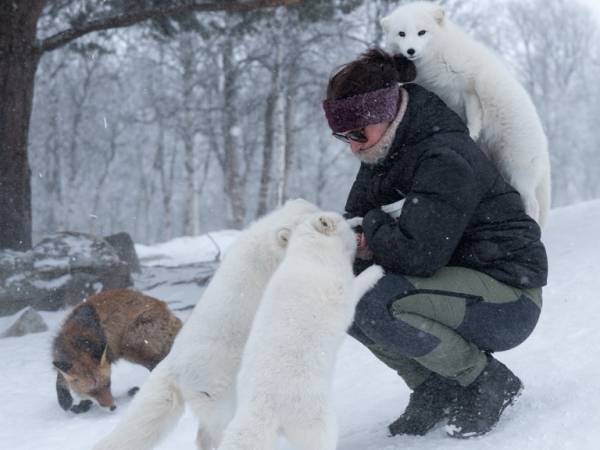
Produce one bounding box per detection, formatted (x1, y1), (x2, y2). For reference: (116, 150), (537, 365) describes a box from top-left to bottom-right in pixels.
(53, 360), (73, 373)
(70, 303), (100, 327)
(72, 304), (106, 343)
(56, 372), (73, 411)
(67, 303), (107, 360)
(74, 336), (105, 361)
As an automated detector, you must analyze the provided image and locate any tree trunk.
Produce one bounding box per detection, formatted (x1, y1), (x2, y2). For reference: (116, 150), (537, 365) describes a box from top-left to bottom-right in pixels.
(221, 38), (245, 228)
(0, 1), (45, 250)
(272, 41), (287, 209)
(43, 82), (65, 234)
(256, 71), (278, 217)
(180, 33), (200, 237)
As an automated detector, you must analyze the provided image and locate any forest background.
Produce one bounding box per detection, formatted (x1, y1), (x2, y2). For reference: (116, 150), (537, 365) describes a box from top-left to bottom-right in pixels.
(23, 0), (600, 245)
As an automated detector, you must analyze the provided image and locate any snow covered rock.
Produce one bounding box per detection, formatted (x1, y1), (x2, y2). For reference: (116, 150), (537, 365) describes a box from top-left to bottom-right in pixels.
(0, 232), (133, 316)
(0, 307), (48, 338)
(105, 232), (141, 273)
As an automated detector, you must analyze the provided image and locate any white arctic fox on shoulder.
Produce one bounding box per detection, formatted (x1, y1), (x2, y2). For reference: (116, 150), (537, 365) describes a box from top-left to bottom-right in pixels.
(381, 1), (551, 227)
(93, 198), (320, 450)
(217, 212), (384, 450)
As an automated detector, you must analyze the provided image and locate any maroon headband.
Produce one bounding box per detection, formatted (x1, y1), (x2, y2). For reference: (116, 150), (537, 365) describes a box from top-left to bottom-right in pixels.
(322, 84), (401, 133)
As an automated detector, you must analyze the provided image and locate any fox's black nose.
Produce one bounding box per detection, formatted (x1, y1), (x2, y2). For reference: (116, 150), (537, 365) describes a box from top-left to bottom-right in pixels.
(109, 405), (117, 411)
(407, 48), (415, 56)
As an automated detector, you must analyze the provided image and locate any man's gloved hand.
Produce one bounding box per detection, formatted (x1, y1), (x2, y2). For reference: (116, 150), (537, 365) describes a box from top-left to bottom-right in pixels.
(362, 208), (395, 244)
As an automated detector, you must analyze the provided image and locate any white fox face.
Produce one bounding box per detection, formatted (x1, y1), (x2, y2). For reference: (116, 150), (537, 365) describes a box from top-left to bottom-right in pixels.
(381, 2), (445, 61)
(267, 198), (321, 250)
(301, 212), (357, 261)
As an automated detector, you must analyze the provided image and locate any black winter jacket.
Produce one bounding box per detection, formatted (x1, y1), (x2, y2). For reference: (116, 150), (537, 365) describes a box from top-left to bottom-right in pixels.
(345, 84), (547, 289)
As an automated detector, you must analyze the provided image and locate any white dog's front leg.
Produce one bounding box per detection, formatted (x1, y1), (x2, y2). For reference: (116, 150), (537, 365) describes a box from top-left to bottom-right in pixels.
(352, 265), (384, 303)
(464, 87), (483, 141)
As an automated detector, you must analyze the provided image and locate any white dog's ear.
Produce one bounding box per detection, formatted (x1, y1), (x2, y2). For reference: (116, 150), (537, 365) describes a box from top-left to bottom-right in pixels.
(433, 6), (445, 26)
(276, 227), (291, 247)
(313, 215), (337, 235)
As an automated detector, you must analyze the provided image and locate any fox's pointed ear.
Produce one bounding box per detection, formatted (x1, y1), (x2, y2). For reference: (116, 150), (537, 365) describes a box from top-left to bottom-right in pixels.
(314, 215), (337, 235)
(276, 228), (291, 247)
(433, 6), (445, 25)
(53, 360), (72, 373)
(380, 16), (390, 33)
(100, 346), (109, 366)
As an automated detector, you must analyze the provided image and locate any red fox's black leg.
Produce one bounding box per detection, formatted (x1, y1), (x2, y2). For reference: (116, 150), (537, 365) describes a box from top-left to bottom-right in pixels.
(70, 400), (93, 414)
(56, 372), (73, 411)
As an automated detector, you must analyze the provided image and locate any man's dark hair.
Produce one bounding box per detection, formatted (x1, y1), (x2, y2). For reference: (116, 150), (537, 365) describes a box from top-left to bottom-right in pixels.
(326, 48), (417, 101)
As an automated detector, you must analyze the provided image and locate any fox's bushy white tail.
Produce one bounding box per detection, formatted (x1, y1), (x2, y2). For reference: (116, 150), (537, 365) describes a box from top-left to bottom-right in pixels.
(93, 365), (183, 450)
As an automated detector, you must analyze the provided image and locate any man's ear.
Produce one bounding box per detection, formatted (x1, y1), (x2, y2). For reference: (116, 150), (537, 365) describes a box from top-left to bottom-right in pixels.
(276, 228), (291, 247)
(313, 215), (337, 235)
(433, 6), (445, 26)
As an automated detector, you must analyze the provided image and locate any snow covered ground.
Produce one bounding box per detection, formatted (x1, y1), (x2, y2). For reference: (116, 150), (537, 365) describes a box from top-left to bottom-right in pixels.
(1, 200), (599, 450)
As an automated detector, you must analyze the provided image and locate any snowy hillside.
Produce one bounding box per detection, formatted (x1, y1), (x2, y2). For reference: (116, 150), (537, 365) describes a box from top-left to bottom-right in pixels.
(1, 200), (599, 450)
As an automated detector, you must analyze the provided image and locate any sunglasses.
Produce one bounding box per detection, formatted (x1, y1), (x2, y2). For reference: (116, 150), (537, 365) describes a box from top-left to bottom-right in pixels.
(332, 129), (368, 144)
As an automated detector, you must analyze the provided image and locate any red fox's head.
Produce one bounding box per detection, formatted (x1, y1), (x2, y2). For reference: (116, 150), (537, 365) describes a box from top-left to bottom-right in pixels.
(53, 302), (116, 410)
(53, 345), (115, 409)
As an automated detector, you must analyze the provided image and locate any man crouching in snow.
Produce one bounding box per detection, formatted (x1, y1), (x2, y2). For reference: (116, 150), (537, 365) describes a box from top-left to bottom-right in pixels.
(323, 48), (547, 439)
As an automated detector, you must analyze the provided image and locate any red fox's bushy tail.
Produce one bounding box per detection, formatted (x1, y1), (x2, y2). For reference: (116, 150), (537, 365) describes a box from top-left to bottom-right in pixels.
(93, 363), (183, 450)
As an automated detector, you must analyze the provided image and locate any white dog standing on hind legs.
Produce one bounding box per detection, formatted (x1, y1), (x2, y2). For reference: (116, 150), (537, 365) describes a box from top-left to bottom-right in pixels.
(217, 213), (384, 450)
(381, 1), (551, 227)
(93, 198), (321, 450)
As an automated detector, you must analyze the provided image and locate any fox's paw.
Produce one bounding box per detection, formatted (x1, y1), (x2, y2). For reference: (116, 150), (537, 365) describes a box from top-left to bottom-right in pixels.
(354, 265), (385, 300)
(362, 264), (385, 287)
(70, 400), (93, 414)
(468, 127), (481, 141)
(346, 216), (363, 228)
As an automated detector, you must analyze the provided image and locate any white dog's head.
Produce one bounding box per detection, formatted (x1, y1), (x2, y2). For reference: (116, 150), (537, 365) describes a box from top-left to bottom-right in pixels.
(247, 198), (321, 263)
(293, 212), (357, 261)
(381, 1), (445, 61)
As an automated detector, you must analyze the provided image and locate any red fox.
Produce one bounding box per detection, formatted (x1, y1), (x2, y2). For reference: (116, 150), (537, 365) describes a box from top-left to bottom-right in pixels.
(52, 288), (182, 413)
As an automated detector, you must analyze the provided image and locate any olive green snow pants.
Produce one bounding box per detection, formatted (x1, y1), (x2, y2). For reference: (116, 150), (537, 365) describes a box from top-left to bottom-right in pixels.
(348, 267), (542, 388)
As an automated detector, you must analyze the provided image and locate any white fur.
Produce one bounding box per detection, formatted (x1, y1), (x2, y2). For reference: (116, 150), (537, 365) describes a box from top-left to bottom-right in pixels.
(217, 213), (384, 450)
(381, 1), (551, 226)
(93, 199), (321, 450)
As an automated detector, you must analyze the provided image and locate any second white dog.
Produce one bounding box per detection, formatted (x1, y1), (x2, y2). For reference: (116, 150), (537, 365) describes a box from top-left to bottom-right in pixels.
(217, 212), (384, 450)
(382, 1), (551, 226)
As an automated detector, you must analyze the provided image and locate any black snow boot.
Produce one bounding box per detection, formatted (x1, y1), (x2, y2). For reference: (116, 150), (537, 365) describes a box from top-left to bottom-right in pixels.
(446, 357), (523, 439)
(389, 373), (459, 436)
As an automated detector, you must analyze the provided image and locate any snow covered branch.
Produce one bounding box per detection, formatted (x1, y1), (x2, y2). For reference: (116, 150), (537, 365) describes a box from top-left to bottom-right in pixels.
(39, 0), (302, 53)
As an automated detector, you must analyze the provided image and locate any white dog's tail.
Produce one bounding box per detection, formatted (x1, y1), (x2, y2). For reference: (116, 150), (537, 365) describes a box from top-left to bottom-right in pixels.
(536, 169), (551, 228)
(93, 363), (184, 450)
